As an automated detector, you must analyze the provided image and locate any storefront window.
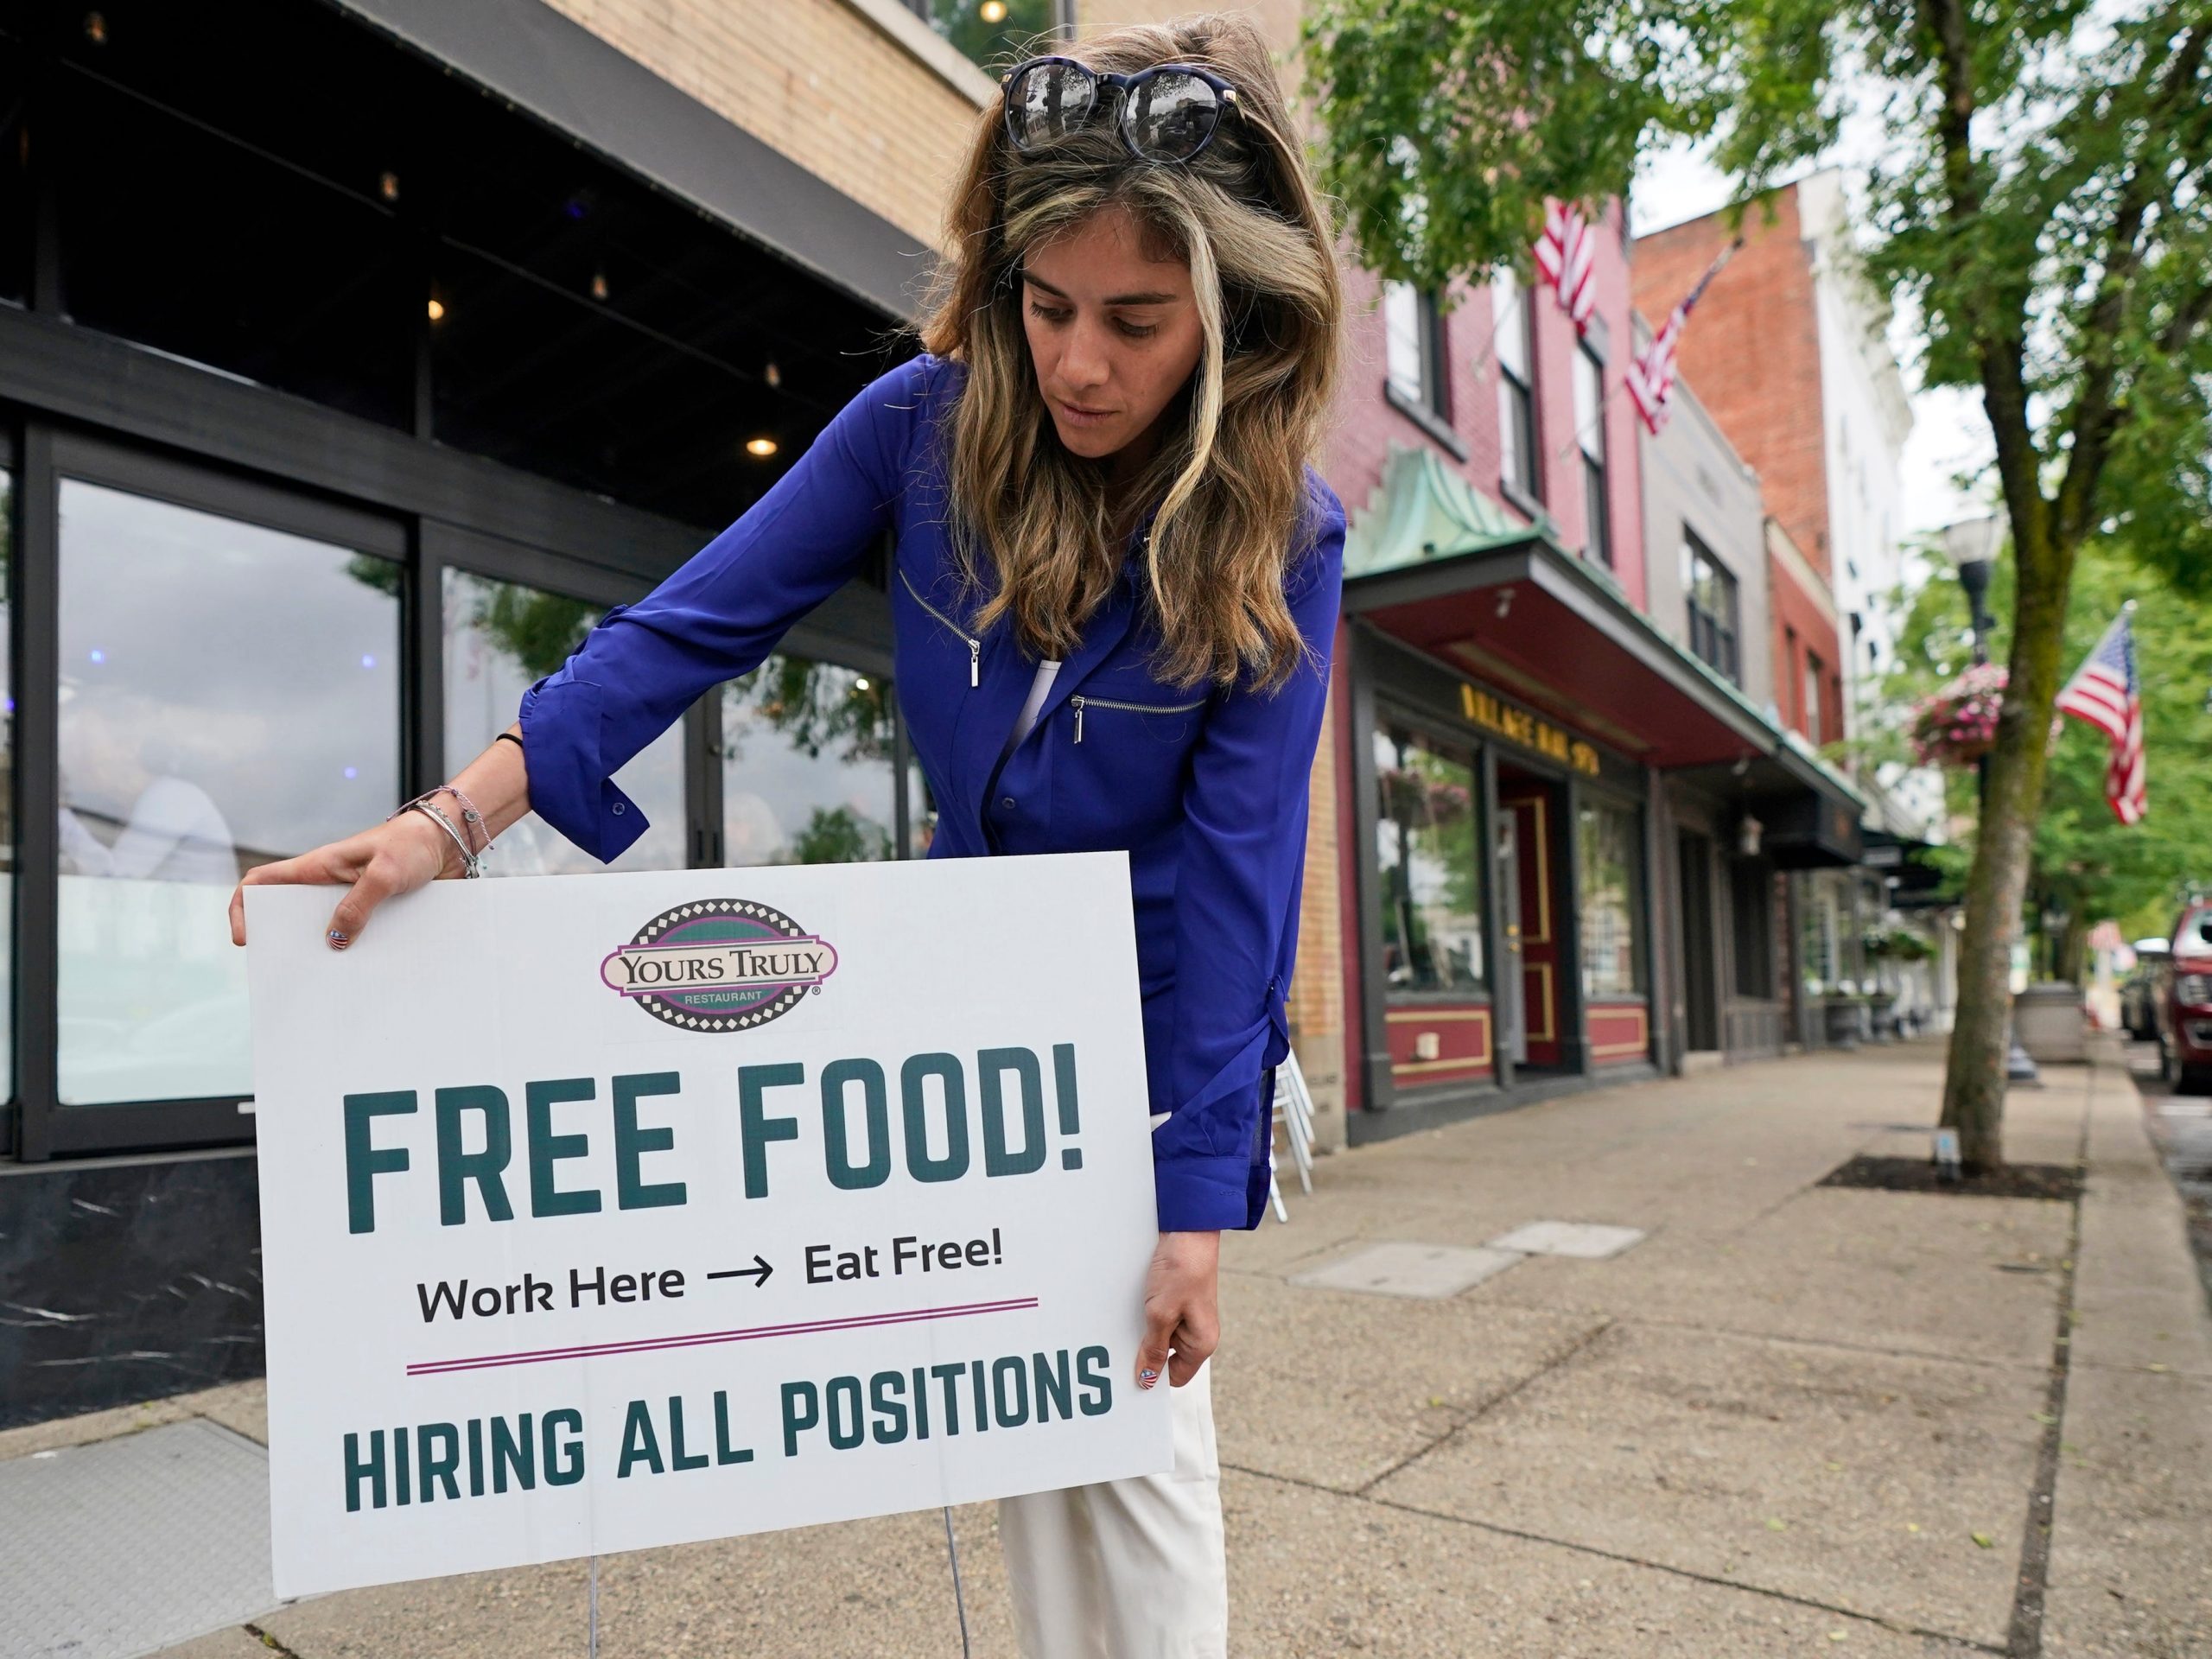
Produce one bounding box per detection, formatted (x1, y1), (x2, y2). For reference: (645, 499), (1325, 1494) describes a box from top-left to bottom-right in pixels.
(1373, 725), (1483, 993)
(443, 570), (686, 875)
(721, 653), (900, 866)
(909, 1), (1058, 70)
(1731, 860), (1774, 999)
(1798, 869), (1859, 995)
(56, 480), (401, 1104)
(0, 467), (13, 1103)
(1576, 799), (1644, 999)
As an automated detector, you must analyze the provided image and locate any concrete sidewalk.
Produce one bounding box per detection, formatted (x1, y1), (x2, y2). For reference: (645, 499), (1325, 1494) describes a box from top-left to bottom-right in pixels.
(6, 1042), (2206, 1657)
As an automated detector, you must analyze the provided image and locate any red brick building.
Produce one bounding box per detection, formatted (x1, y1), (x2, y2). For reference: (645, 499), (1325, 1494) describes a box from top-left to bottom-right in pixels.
(1631, 187), (1847, 748)
(1312, 200), (1863, 1143)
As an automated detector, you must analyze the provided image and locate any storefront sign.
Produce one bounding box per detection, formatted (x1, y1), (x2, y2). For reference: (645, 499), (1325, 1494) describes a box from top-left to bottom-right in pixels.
(1459, 683), (1603, 776)
(245, 855), (1167, 1598)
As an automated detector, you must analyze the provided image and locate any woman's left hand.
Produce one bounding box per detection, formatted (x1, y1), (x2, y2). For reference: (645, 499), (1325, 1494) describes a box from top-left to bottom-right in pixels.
(1135, 1229), (1222, 1389)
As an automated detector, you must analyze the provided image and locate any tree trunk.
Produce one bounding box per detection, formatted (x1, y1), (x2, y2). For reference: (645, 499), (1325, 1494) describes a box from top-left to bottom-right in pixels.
(1940, 522), (2075, 1171)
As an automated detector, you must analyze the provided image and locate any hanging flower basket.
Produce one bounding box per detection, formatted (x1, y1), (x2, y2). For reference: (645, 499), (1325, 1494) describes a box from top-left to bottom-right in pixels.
(1909, 664), (2006, 767)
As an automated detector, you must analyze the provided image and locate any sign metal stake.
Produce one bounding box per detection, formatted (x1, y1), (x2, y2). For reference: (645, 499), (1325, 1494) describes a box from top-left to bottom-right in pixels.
(588, 1554), (600, 1658)
(942, 1507), (973, 1659)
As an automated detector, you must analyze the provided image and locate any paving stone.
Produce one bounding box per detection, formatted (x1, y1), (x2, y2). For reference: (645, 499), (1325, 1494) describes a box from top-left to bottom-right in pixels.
(1488, 1219), (1647, 1258)
(2042, 1365), (2212, 1658)
(1211, 1274), (1605, 1491)
(1227, 1467), (1977, 1656)
(1371, 1319), (2044, 1649)
(1287, 1241), (1524, 1299)
(0, 1419), (276, 1659)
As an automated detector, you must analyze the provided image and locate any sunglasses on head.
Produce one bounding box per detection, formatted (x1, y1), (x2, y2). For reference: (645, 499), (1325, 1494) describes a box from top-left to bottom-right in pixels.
(1000, 54), (1241, 165)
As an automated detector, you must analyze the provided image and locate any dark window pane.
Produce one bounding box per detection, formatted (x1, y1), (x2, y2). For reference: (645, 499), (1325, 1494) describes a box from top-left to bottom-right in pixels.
(442, 569), (685, 875)
(433, 244), (809, 531)
(923, 0), (1057, 72)
(57, 480), (401, 1104)
(1374, 725), (1484, 993)
(1731, 860), (1772, 998)
(721, 653), (899, 866)
(54, 67), (413, 428)
(46, 0), (423, 209)
(0, 466), (12, 1100)
(0, 38), (29, 308)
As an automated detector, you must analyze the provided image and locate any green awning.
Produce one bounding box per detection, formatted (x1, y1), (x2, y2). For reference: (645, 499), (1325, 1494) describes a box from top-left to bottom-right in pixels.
(1342, 443), (1551, 579)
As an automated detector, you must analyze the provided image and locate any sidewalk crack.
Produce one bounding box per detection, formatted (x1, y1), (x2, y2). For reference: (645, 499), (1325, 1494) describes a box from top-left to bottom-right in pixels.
(2003, 1061), (2094, 1658)
(1227, 1463), (2000, 1654)
(1351, 1316), (1616, 1497)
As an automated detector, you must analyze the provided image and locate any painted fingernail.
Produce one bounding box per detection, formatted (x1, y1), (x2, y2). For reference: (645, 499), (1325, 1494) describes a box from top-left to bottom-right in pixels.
(1138, 1368), (1159, 1389)
(327, 930), (349, 950)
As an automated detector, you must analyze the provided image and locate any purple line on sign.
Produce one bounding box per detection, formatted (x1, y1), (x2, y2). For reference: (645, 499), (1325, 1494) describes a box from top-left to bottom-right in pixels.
(404, 1296), (1043, 1377)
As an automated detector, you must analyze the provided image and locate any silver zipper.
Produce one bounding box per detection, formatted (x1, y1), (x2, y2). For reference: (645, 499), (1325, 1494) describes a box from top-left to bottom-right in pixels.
(1069, 692), (1206, 743)
(898, 564), (980, 686)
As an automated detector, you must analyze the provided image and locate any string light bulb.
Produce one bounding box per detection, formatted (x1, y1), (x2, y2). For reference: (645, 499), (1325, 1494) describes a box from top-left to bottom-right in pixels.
(745, 437), (778, 458)
(764, 360), (782, 389)
(378, 171), (400, 202)
(84, 11), (106, 45)
(590, 270), (609, 302)
(427, 297), (446, 321)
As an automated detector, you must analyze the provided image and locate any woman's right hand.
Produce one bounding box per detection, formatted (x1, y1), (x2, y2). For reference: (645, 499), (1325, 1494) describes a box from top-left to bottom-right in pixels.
(227, 806), (465, 950)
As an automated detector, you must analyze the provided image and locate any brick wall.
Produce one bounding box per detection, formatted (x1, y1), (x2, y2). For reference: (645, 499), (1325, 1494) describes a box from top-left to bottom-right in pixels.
(543, 0), (988, 251)
(1766, 533), (1844, 745)
(1632, 188), (1834, 584)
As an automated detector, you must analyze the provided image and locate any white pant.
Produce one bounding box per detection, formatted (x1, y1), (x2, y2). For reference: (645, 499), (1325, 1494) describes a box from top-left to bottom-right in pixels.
(995, 1361), (1228, 1658)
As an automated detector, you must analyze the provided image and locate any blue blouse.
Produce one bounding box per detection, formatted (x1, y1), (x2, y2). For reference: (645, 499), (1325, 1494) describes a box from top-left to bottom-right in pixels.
(517, 352), (1347, 1231)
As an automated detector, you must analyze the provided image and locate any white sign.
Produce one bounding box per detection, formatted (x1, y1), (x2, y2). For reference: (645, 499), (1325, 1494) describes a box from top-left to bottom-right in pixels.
(245, 853), (1169, 1598)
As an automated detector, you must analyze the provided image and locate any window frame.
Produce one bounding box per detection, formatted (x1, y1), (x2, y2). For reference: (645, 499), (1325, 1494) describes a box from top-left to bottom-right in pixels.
(1382, 280), (1459, 457)
(1370, 703), (1490, 1003)
(1681, 531), (1742, 685)
(1573, 342), (1610, 568)
(1491, 269), (1540, 505)
(21, 428), (413, 1159)
(1573, 791), (1647, 1001)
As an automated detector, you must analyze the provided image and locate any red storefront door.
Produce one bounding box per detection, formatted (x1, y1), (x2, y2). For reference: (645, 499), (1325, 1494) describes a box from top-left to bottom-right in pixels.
(1499, 779), (1564, 1069)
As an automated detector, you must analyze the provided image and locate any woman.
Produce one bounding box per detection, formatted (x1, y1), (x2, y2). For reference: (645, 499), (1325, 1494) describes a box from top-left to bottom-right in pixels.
(230, 13), (1345, 1653)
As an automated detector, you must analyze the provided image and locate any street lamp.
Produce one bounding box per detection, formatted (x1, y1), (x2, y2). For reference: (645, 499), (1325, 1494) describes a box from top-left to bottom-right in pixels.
(1940, 513), (2039, 1084)
(1942, 515), (2003, 664)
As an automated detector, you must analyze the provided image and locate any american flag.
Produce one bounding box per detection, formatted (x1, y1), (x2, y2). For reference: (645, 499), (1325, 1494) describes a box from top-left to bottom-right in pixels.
(2055, 606), (2146, 824)
(1626, 237), (1742, 435)
(1533, 199), (1596, 334)
(1625, 305), (1687, 435)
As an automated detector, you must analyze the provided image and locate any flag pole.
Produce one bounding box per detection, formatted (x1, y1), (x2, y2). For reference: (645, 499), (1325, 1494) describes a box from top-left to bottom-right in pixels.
(1549, 233), (1744, 464)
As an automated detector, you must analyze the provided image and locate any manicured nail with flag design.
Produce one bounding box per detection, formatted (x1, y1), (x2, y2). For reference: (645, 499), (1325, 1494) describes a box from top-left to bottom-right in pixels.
(1138, 1367), (1159, 1389)
(327, 930), (349, 950)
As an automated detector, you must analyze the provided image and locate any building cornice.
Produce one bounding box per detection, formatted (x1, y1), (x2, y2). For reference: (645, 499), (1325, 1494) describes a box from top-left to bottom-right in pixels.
(1766, 515), (1840, 628)
(834, 0), (999, 107)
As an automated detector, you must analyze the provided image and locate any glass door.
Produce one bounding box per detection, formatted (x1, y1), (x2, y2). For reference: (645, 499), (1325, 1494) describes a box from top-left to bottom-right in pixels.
(442, 569), (686, 875)
(38, 442), (407, 1148)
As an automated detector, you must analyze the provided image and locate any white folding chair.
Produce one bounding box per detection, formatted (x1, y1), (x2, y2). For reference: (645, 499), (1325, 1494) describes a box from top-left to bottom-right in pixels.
(1265, 1048), (1319, 1222)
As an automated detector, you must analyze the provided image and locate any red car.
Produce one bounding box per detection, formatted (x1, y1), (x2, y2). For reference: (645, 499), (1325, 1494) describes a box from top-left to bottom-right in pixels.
(2158, 899), (2212, 1094)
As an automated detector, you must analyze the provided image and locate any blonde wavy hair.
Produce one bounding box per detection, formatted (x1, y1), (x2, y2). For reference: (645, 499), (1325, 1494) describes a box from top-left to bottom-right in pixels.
(915, 11), (1344, 693)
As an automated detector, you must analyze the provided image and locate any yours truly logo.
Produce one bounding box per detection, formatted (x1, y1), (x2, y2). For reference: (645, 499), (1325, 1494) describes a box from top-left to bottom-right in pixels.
(601, 899), (838, 1033)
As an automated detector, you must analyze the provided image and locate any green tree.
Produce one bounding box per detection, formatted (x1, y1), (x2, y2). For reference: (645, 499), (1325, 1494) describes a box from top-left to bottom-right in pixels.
(1870, 540), (2212, 972)
(1302, 0), (2212, 1170)
(790, 804), (893, 866)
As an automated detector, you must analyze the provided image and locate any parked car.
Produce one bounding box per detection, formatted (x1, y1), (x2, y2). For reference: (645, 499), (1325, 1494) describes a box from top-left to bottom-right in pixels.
(2156, 901), (2212, 1094)
(2122, 937), (2171, 1039)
